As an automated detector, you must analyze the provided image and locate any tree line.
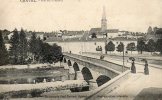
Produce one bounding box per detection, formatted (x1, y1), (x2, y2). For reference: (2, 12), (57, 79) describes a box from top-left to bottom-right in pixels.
(105, 38), (162, 54)
(0, 29), (62, 66)
(105, 41), (125, 54)
(137, 38), (162, 54)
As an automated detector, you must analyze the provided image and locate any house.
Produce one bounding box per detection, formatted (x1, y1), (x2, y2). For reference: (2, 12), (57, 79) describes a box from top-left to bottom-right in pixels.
(62, 31), (84, 39)
(146, 27), (162, 41)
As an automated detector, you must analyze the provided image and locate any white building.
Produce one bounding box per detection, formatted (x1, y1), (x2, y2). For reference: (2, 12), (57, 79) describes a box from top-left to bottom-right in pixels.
(62, 31), (84, 39)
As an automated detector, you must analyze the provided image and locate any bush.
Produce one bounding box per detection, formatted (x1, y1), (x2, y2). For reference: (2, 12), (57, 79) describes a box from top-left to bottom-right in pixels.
(30, 89), (44, 97)
(11, 90), (29, 98)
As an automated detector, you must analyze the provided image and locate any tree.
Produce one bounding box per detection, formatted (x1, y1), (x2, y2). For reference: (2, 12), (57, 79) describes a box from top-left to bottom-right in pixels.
(91, 33), (97, 38)
(29, 32), (62, 64)
(116, 42), (124, 53)
(0, 31), (9, 65)
(41, 43), (62, 63)
(146, 39), (156, 54)
(105, 41), (115, 54)
(9, 29), (20, 64)
(156, 39), (162, 54)
(137, 38), (146, 54)
(35, 37), (43, 62)
(29, 32), (41, 62)
(126, 42), (135, 54)
(52, 43), (62, 62)
(29, 32), (37, 54)
(19, 29), (28, 64)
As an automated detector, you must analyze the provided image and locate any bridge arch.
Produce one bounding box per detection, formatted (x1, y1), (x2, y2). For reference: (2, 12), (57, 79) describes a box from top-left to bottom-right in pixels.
(64, 58), (66, 63)
(73, 62), (80, 72)
(81, 67), (93, 81)
(67, 60), (72, 66)
(96, 75), (111, 87)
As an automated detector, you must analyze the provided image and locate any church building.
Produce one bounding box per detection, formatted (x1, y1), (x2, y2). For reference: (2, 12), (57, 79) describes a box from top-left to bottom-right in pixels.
(89, 6), (119, 39)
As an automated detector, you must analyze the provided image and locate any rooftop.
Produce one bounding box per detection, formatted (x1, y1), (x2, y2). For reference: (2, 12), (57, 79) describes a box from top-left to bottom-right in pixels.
(89, 28), (119, 34)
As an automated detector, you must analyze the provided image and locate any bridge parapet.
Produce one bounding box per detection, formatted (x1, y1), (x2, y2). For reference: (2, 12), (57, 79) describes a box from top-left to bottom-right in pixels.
(85, 70), (130, 100)
(64, 53), (129, 73)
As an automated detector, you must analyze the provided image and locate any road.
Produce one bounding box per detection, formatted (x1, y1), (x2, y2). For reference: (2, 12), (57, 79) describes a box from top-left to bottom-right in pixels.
(82, 53), (162, 100)
(83, 52), (162, 69)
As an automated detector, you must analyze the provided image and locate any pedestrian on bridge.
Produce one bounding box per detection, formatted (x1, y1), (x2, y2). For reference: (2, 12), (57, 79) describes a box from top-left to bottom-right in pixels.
(131, 59), (136, 73)
(144, 60), (149, 75)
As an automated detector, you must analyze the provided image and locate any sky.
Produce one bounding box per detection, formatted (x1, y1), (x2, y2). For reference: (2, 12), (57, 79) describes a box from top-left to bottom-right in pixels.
(0, 0), (162, 32)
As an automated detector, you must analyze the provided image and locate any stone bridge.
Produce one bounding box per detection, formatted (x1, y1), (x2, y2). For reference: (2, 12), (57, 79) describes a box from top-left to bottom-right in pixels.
(63, 53), (130, 87)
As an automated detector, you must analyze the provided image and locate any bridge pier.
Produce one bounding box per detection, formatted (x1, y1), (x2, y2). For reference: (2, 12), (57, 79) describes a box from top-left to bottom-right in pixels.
(76, 71), (84, 80)
(69, 66), (75, 80)
(89, 80), (98, 90)
(69, 66), (75, 74)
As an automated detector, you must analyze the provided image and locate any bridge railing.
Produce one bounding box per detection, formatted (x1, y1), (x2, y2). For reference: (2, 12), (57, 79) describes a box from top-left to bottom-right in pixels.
(64, 53), (129, 72)
(85, 70), (130, 100)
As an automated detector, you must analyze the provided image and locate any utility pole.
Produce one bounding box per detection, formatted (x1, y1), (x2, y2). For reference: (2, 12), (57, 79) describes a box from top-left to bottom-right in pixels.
(104, 32), (108, 54)
(122, 44), (125, 72)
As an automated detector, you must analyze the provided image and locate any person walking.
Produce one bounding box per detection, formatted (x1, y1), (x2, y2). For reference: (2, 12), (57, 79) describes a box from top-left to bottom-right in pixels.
(131, 59), (136, 73)
(144, 60), (149, 75)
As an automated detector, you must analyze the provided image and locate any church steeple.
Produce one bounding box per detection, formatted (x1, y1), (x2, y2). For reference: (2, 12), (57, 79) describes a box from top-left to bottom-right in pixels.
(101, 6), (107, 33)
(102, 6), (106, 19)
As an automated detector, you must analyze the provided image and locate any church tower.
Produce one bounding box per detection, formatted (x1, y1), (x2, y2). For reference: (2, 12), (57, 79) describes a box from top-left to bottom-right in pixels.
(101, 6), (107, 33)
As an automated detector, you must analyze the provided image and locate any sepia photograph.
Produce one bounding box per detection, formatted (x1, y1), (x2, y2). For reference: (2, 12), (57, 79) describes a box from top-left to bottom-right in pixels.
(0, 0), (162, 99)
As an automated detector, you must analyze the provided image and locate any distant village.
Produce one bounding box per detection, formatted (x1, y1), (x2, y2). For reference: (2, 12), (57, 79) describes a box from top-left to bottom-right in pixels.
(1, 7), (162, 53)
(1, 26), (162, 53)
(1, 26), (162, 42)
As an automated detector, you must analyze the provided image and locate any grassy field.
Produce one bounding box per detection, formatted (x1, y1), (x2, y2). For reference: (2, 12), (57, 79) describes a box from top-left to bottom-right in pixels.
(0, 66), (68, 84)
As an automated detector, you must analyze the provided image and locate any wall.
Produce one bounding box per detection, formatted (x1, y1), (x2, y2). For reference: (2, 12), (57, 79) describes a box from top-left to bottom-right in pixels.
(47, 40), (137, 54)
